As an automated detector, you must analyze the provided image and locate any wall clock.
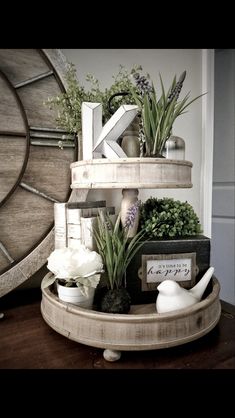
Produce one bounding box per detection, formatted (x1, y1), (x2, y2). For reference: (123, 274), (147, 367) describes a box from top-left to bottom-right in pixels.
(0, 49), (77, 297)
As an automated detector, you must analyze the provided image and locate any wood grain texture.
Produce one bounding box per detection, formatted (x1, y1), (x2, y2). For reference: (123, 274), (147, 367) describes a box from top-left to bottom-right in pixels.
(22, 144), (74, 201)
(0, 252), (10, 271)
(0, 146), (73, 267)
(71, 158), (193, 189)
(0, 290), (234, 369)
(0, 76), (26, 132)
(0, 136), (27, 202)
(0, 49), (76, 295)
(17, 75), (62, 129)
(0, 49), (49, 85)
(0, 231), (54, 297)
(41, 275), (221, 352)
(0, 188), (53, 260)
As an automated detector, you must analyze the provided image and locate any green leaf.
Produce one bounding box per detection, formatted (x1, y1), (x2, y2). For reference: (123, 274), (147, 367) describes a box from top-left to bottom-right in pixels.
(180, 92), (207, 113)
(41, 273), (56, 289)
(159, 73), (166, 107)
(165, 75), (177, 101)
(143, 95), (152, 143)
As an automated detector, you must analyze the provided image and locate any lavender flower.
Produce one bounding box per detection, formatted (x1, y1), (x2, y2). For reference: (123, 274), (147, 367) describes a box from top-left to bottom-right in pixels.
(124, 200), (141, 229)
(138, 115), (145, 157)
(133, 73), (153, 96)
(167, 70), (186, 103)
(99, 209), (112, 230)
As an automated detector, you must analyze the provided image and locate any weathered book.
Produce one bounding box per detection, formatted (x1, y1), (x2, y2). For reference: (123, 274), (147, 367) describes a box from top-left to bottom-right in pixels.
(80, 207), (116, 251)
(67, 237), (83, 249)
(67, 201), (107, 250)
(54, 203), (68, 249)
(81, 216), (98, 250)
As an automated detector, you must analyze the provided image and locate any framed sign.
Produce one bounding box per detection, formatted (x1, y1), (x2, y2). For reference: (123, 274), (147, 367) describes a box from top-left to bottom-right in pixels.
(139, 252), (198, 291)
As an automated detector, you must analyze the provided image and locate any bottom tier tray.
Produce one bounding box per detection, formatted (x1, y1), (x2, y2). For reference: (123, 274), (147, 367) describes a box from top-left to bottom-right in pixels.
(41, 277), (221, 362)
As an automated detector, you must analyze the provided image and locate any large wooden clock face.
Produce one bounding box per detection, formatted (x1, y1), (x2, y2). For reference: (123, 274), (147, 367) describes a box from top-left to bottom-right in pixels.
(0, 49), (77, 297)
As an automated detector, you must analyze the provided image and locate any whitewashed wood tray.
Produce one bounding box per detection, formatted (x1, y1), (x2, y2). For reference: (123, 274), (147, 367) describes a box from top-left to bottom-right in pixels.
(70, 158), (193, 189)
(41, 275), (221, 362)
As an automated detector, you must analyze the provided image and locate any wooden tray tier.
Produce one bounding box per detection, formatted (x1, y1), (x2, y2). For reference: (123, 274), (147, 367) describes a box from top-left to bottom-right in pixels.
(70, 158), (193, 189)
(41, 277), (221, 361)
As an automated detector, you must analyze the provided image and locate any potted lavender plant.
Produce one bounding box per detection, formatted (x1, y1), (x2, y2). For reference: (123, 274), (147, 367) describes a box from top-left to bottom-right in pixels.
(128, 69), (205, 157)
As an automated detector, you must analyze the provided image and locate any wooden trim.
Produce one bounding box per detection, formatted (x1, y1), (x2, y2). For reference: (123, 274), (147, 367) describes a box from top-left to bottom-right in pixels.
(200, 49), (215, 238)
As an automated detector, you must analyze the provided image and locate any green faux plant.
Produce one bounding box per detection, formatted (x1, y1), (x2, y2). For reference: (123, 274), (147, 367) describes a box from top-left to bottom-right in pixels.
(140, 197), (202, 239)
(129, 69), (205, 157)
(94, 210), (145, 290)
(93, 207), (145, 313)
(45, 63), (140, 135)
(45, 63), (205, 158)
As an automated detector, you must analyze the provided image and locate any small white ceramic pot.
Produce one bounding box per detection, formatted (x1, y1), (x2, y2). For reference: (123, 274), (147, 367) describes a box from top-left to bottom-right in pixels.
(57, 283), (95, 309)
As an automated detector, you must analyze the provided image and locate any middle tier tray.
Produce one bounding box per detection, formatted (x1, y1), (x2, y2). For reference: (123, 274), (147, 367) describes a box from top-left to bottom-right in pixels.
(70, 158), (193, 189)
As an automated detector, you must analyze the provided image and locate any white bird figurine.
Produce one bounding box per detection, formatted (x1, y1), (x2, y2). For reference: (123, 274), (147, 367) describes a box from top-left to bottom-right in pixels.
(156, 267), (214, 313)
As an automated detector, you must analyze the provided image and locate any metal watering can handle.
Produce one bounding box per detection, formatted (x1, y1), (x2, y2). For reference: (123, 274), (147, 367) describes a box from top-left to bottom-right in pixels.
(108, 91), (130, 115)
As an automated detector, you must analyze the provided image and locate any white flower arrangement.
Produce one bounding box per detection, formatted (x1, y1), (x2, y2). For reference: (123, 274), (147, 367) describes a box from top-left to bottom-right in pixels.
(42, 245), (103, 296)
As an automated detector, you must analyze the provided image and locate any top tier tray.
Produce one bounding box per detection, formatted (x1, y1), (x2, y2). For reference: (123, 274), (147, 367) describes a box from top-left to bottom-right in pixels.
(70, 158), (193, 189)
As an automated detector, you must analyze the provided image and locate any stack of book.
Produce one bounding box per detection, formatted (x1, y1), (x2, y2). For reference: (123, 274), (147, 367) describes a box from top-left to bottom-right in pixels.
(54, 201), (115, 251)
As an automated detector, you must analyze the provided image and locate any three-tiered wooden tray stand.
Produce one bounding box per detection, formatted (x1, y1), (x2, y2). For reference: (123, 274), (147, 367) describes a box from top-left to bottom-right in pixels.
(41, 158), (221, 362)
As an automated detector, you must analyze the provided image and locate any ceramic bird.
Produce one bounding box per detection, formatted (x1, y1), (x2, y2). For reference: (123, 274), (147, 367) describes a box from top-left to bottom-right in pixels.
(156, 267), (214, 313)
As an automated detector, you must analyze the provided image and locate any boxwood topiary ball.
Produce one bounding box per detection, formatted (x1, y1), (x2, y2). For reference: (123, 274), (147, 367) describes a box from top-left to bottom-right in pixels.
(140, 197), (202, 239)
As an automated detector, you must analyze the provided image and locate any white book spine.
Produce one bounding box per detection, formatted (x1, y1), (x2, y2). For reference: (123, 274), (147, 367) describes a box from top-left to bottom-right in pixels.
(67, 207), (82, 248)
(66, 208), (82, 224)
(81, 217), (98, 251)
(54, 203), (67, 249)
(67, 223), (82, 239)
(67, 237), (82, 249)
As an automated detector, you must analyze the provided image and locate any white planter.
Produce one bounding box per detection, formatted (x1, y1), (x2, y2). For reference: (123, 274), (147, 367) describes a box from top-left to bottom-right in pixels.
(57, 283), (95, 309)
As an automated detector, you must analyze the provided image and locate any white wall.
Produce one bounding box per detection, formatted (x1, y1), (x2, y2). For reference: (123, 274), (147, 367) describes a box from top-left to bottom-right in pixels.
(62, 49), (204, 228)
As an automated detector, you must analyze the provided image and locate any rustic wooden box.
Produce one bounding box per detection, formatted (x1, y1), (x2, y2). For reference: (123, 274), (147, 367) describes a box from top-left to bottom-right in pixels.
(126, 235), (211, 305)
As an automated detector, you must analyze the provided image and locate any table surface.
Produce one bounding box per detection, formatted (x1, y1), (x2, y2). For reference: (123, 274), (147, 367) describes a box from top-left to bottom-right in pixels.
(0, 288), (234, 369)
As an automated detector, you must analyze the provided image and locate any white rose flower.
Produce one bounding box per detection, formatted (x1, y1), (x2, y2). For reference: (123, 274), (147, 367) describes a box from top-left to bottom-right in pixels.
(47, 245), (103, 278)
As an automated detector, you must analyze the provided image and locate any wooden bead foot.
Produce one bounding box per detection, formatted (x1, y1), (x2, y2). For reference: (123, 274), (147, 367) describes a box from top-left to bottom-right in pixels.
(103, 349), (121, 362)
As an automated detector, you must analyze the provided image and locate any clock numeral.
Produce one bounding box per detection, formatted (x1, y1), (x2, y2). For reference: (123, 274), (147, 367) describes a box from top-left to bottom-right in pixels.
(30, 126), (75, 148)
(20, 182), (60, 203)
(0, 241), (14, 263)
(14, 70), (53, 89)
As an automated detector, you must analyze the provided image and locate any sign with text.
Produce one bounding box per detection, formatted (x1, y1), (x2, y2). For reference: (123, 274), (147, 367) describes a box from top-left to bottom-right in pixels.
(140, 253), (198, 291)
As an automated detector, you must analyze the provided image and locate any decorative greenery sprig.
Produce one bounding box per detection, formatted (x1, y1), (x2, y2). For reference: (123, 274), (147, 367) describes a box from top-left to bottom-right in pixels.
(129, 69), (206, 157)
(140, 197), (202, 239)
(93, 211), (145, 290)
(45, 63), (140, 135)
